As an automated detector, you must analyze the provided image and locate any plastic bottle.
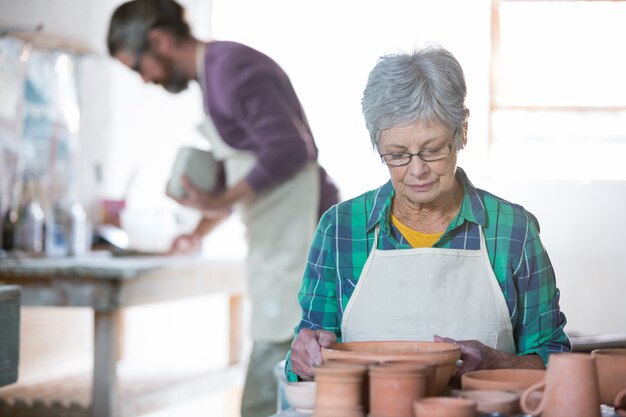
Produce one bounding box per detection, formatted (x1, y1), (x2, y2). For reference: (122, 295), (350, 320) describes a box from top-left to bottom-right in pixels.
(66, 202), (89, 256)
(14, 181), (45, 254)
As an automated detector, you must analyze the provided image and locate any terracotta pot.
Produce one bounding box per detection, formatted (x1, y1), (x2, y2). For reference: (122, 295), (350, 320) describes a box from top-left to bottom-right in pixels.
(322, 341), (460, 394)
(369, 363), (427, 417)
(453, 389), (519, 414)
(313, 406), (364, 417)
(520, 352), (600, 417)
(461, 368), (545, 391)
(591, 348), (626, 405)
(325, 358), (378, 413)
(313, 363), (367, 410)
(380, 360), (438, 397)
(615, 387), (626, 417)
(413, 397), (477, 417)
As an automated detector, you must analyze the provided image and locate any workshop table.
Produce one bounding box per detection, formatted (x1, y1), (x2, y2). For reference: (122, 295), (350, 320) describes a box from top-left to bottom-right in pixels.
(0, 255), (246, 417)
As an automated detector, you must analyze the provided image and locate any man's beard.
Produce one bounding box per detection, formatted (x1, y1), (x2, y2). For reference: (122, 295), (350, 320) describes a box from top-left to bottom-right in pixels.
(156, 54), (189, 93)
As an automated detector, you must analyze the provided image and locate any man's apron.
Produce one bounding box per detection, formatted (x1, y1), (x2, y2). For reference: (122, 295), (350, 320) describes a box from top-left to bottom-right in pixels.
(196, 44), (319, 341)
(341, 226), (516, 353)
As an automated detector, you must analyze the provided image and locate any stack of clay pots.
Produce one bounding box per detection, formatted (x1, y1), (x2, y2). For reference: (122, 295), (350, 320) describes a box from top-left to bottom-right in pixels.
(313, 362), (368, 417)
(308, 344), (626, 417)
(321, 341), (461, 395)
(311, 341), (461, 417)
(369, 362), (430, 417)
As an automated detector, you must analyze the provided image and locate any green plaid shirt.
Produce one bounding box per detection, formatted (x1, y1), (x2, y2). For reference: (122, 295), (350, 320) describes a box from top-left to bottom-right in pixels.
(286, 167), (570, 381)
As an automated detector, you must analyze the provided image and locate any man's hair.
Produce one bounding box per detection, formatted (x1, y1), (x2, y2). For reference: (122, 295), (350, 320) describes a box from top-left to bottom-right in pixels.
(107, 0), (192, 56)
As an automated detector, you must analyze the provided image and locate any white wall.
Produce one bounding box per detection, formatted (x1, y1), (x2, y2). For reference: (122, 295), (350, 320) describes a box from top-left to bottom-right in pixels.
(1, 0), (624, 338)
(210, 0), (493, 200)
(479, 179), (626, 336)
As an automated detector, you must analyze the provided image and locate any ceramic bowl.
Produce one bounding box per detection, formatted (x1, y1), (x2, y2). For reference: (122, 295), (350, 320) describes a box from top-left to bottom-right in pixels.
(454, 389), (520, 414)
(167, 147), (219, 198)
(591, 348), (626, 405)
(284, 381), (316, 413)
(321, 341), (460, 394)
(461, 368), (545, 391)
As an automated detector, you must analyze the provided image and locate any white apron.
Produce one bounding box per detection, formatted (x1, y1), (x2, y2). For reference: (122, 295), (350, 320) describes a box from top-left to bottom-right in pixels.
(341, 226), (516, 353)
(196, 44), (320, 341)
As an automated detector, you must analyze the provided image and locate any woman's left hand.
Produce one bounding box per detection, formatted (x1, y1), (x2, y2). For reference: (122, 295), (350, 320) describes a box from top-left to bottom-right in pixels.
(434, 335), (544, 388)
(435, 335), (497, 375)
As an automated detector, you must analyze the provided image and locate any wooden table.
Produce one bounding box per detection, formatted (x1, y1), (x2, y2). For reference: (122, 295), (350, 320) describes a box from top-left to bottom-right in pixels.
(0, 255), (246, 417)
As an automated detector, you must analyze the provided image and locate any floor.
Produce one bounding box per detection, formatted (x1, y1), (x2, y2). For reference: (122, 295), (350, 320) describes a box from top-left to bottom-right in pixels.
(140, 387), (242, 417)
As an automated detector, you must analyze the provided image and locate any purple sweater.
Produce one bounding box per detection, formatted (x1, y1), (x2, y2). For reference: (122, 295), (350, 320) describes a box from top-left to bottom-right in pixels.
(201, 41), (339, 217)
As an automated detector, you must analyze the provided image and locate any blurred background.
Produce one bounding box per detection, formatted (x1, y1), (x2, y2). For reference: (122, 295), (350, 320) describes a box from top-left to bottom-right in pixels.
(1, 0), (625, 416)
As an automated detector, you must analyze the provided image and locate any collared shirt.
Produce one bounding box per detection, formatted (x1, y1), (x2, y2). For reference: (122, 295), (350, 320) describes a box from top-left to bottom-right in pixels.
(286, 167), (570, 381)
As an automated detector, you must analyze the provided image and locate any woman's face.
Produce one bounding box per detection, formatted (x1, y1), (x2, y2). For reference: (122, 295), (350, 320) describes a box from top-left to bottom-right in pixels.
(379, 120), (458, 208)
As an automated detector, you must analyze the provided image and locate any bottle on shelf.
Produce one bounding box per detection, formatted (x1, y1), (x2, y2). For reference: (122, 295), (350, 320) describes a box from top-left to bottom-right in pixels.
(14, 180), (45, 254)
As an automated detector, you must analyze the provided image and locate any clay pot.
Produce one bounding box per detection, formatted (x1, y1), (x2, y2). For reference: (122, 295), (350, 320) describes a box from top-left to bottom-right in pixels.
(520, 352), (600, 417)
(313, 363), (367, 412)
(322, 341), (460, 394)
(325, 357), (378, 413)
(413, 397), (477, 417)
(461, 368), (545, 391)
(591, 348), (626, 405)
(615, 387), (626, 417)
(313, 406), (364, 417)
(369, 363), (427, 417)
(380, 360), (438, 397)
(453, 389), (519, 415)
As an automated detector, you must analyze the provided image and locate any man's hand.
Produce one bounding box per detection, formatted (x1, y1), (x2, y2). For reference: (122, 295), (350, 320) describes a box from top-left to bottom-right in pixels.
(167, 176), (230, 213)
(291, 329), (337, 380)
(167, 233), (202, 255)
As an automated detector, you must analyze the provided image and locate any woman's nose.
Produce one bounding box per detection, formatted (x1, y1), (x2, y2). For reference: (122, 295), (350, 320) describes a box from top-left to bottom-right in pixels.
(407, 154), (430, 176)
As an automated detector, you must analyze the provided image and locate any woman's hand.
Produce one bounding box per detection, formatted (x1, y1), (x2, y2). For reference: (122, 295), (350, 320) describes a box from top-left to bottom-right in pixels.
(434, 335), (544, 387)
(291, 329), (337, 380)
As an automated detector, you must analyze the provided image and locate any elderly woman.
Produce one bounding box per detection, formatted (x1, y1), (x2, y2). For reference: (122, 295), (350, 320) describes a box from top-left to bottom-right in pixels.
(286, 44), (570, 384)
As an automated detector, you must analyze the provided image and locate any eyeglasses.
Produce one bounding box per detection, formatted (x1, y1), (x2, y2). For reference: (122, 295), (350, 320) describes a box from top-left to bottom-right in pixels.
(379, 128), (457, 167)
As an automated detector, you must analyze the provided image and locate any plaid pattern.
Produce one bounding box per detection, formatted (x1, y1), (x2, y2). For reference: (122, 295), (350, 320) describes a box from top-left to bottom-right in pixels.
(286, 167), (570, 381)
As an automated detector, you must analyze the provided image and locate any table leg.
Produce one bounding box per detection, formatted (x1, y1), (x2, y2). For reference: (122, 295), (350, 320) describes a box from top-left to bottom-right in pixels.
(228, 294), (244, 366)
(92, 310), (120, 417)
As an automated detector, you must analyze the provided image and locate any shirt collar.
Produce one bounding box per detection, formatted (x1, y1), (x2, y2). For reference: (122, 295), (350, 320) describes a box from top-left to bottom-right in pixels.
(365, 167), (486, 233)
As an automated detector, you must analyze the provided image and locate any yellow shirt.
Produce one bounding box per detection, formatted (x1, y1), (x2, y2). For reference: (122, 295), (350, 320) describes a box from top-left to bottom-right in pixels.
(391, 214), (443, 248)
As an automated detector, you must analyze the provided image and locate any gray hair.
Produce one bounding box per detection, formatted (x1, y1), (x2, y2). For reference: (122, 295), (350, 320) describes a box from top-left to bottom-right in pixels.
(107, 0), (192, 57)
(361, 44), (468, 151)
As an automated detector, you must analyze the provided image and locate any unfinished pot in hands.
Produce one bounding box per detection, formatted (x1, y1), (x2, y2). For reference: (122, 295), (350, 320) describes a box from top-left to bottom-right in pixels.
(321, 341), (460, 394)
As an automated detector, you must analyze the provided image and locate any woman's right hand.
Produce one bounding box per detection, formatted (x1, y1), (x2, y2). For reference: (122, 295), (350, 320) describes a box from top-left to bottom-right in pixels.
(290, 328), (337, 380)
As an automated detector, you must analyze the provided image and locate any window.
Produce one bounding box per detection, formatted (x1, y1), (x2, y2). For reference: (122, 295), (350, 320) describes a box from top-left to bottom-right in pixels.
(490, 0), (626, 180)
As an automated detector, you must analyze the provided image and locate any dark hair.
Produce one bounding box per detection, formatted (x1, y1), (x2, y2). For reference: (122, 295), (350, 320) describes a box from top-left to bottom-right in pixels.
(107, 0), (192, 56)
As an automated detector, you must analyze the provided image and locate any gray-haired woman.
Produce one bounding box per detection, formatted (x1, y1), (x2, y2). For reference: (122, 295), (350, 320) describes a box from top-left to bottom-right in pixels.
(286, 44), (570, 387)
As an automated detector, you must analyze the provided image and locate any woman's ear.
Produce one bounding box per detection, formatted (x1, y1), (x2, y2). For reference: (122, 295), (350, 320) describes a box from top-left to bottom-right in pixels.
(147, 28), (175, 56)
(462, 108), (469, 147)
